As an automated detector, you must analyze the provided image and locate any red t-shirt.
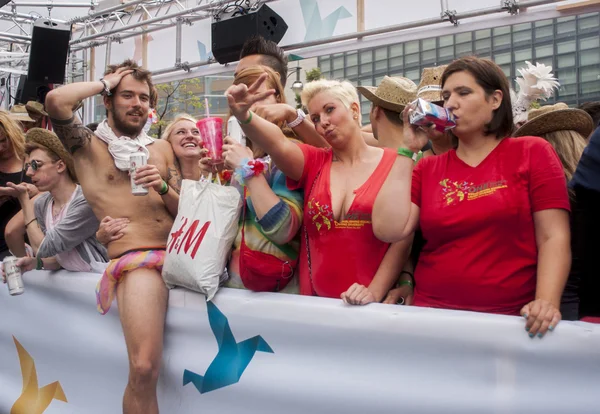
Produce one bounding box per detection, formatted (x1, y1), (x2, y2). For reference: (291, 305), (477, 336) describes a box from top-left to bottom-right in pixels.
(411, 136), (570, 315)
(288, 143), (396, 298)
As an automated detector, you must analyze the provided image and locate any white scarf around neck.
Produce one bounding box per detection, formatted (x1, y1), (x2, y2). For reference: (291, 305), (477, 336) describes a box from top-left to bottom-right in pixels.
(95, 119), (155, 171)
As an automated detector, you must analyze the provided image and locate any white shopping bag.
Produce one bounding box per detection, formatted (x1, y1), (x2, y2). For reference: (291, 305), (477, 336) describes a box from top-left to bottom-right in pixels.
(163, 176), (242, 300)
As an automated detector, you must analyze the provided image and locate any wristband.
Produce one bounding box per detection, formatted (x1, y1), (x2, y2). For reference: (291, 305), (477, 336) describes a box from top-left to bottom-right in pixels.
(25, 218), (37, 228)
(238, 111), (253, 125)
(286, 108), (306, 128)
(233, 158), (266, 185)
(99, 78), (112, 96)
(158, 180), (169, 195)
(397, 147), (418, 162)
(36, 257), (43, 270)
(398, 279), (414, 288)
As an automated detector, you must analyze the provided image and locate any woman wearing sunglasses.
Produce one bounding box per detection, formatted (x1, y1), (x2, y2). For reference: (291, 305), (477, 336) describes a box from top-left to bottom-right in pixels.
(2, 128), (108, 276)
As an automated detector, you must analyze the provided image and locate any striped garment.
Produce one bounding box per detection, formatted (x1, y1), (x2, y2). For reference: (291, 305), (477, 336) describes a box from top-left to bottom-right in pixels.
(95, 249), (166, 314)
(226, 155), (304, 294)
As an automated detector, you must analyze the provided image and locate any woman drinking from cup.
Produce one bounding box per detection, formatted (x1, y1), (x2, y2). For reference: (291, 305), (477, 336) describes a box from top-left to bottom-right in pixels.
(374, 56), (571, 337)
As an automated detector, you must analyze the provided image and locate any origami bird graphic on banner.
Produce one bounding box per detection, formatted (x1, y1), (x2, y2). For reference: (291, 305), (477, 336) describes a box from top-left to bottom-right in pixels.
(183, 301), (274, 394)
(300, 0), (352, 42)
(10, 336), (68, 414)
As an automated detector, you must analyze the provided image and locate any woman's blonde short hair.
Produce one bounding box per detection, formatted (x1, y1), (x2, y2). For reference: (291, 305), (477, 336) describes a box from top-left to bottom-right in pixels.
(161, 114), (197, 141)
(301, 79), (360, 111)
(0, 110), (26, 160)
(541, 129), (587, 185)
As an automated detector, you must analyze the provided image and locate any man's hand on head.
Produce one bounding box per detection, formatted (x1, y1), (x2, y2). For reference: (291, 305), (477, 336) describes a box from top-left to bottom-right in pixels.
(102, 67), (135, 92)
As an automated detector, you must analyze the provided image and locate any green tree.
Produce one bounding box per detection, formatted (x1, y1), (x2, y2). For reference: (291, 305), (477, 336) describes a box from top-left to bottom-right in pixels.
(151, 77), (205, 138)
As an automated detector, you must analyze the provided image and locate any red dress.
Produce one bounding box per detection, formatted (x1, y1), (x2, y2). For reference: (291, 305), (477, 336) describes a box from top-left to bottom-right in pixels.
(288, 143), (397, 298)
(411, 136), (571, 315)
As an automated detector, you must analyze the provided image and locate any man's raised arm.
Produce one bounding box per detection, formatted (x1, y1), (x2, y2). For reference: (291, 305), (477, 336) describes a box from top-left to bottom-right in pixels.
(45, 68), (133, 155)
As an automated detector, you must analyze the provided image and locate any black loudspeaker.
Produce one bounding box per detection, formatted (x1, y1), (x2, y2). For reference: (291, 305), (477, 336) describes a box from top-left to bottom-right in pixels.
(211, 4), (288, 64)
(15, 75), (50, 104)
(27, 19), (72, 84)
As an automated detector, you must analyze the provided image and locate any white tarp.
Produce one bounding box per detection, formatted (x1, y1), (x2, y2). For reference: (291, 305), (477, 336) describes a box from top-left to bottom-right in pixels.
(1, 270), (599, 414)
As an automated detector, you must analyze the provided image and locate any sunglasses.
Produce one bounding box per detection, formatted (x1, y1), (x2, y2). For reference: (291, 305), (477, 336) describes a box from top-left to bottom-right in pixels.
(24, 160), (45, 171)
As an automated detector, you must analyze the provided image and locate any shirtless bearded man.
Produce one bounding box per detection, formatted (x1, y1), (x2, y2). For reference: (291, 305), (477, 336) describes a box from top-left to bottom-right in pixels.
(45, 59), (181, 414)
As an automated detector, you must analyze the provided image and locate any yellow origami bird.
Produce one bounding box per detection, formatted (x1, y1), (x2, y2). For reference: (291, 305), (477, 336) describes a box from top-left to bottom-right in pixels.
(10, 336), (68, 414)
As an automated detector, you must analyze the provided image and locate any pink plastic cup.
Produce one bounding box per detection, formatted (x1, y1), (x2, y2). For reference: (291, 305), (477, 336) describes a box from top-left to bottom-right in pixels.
(197, 117), (224, 163)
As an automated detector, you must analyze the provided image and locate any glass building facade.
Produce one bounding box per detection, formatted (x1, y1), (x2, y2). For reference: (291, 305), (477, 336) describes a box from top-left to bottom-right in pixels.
(317, 12), (600, 125)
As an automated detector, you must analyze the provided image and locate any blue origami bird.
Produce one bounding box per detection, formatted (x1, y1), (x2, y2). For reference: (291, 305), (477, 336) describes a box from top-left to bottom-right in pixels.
(183, 301), (274, 394)
(300, 0), (352, 42)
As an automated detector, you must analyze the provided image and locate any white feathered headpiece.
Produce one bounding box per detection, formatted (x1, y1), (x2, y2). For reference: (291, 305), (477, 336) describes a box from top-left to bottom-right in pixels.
(512, 61), (560, 125)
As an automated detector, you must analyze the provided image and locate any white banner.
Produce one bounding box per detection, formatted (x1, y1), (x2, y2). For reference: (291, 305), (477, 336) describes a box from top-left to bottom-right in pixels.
(1, 270), (599, 414)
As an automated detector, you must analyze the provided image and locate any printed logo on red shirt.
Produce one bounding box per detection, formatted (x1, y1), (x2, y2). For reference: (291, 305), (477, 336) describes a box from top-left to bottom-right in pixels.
(307, 198), (372, 231)
(440, 179), (508, 206)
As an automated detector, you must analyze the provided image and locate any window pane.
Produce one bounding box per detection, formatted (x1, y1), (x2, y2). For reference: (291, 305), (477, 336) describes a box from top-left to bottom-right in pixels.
(405, 41), (419, 54)
(456, 32), (472, 43)
(360, 50), (372, 63)
(514, 48), (532, 62)
(476, 38), (491, 52)
(580, 50), (600, 66)
(405, 52), (419, 66)
(513, 22), (531, 31)
(439, 45), (454, 60)
(319, 58), (331, 72)
(535, 19), (552, 27)
(558, 84), (577, 97)
(580, 36), (600, 51)
(581, 65), (600, 83)
(494, 52), (511, 65)
(333, 55), (344, 70)
(475, 29), (490, 39)
(389, 44), (403, 57)
(375, 47), (388, 61)
(346, 53), (358, 66)
(439, 35), (453, 47)
(360, 62), (372, 75)
(513, 29), (532, 43)
(346, 66), (358, 77)
(535, 44), (553, 58)
(389, 56), (403, 70)
(557, 40), (575, 54)
(375, 60), (387, 71)
(581, 80), (600, 98)
(578, 13), (599, 31)
(421, 49), (436, 63)
(493, 26), (511, 35)
(556, 68), (576, 84)
(494, 34), (511, 48)
(557, 54), (576, 68)
(333, 69), (344, 79)
(557, 17), (576, 35)
(535, 25), (553, 40)
(422, 38), (436, 50)
(456, 42), (472, 56)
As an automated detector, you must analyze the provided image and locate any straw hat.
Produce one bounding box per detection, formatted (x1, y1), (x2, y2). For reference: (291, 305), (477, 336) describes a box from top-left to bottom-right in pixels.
(416, 65), (448, 103)
(25, 101), (47, 117)
(357, 76), (417, 113)
(513, 102), (594, 138)
(25, 128), (77, 181)
(9, 104), (35, 123)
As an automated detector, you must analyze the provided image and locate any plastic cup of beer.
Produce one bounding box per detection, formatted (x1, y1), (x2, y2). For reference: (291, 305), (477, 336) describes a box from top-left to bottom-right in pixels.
(197, 117), (224, 163)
